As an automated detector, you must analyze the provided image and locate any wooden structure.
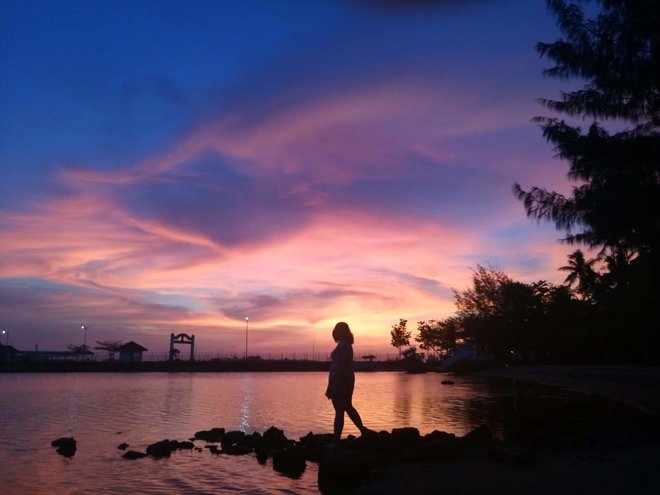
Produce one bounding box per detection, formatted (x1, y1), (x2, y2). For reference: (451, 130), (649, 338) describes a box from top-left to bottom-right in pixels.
(169, 333), (195, 361)
(118, 341), (148, 362)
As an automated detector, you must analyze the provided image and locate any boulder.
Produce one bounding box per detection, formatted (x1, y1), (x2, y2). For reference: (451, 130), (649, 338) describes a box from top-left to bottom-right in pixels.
(170, 440), (194, 451)
(194, 427), (225, 442)
(298, 432), (334, 461)
(51, 437), (76, 457)
(390, 427), (422, 453)
(318, 445), (375, 484)
(205, 445), (221, 455)
(461, 425), (492, 448)
(418, 430), (461, 460)
(117, 442), (129, 451)
(146, 439), (173, 458)
(220, 430), (244, 446)
(262, 426), (288, 449)
(272, 445), (306, 478)
(255, 445), (269, 464)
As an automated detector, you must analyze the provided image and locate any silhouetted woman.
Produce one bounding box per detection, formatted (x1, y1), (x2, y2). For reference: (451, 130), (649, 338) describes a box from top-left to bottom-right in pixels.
(325, 322), (371, 443)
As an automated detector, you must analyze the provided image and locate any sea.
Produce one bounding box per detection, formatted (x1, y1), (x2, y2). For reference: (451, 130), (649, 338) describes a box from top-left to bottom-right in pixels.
(0, 370), (637, 494)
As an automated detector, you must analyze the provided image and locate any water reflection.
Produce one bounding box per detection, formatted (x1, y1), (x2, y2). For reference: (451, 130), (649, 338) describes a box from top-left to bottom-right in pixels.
(0, 371), (645, 495)
(239, 373), (253, 432)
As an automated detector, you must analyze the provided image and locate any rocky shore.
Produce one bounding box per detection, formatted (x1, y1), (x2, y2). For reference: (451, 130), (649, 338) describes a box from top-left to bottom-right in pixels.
(51, 410), (659, 495)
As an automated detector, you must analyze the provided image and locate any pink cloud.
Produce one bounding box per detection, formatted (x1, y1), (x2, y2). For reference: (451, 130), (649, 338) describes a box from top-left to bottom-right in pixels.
(1, 72), (575, 354)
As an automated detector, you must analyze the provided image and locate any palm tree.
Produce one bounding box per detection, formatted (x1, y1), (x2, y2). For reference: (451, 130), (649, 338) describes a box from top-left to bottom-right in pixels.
(559, 250), (598, 300)
(601, 247), (635, 290)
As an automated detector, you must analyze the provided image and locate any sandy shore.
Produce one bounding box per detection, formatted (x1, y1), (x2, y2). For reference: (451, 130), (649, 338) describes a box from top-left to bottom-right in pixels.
(343, 366), (660, 495)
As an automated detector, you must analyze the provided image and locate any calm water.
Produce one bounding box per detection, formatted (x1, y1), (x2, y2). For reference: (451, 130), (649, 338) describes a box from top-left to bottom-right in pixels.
(0, 371), (632, 494)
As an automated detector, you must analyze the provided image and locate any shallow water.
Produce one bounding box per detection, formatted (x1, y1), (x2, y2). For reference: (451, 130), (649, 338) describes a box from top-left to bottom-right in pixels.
(0, 371), (637, 494)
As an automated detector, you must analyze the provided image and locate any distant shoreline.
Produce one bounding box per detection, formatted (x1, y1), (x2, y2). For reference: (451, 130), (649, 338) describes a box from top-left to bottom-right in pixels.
(0, 358), (413, 373)
(475, 365), (660, 417)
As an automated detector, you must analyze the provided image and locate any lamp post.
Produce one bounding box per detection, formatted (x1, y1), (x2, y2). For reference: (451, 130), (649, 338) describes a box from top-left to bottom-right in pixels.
(244, 317), (249, 359)
(81, 325), (88, 348)
(312, 340), (316, 361)
(1, 330), (8, 346)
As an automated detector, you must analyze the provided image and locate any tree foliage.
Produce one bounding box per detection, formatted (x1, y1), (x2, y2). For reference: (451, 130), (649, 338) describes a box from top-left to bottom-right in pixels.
(558, 249), (599, 299)
(390, 318), (411, 357)
(514, 0), (659, 256)
(94, 340), (123, 360)
(513, 0), (659, 360)
(415, 317), (462, 357)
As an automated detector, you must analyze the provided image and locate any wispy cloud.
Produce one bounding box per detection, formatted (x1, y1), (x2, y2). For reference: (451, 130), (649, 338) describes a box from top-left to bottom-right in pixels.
(0, 1), (574, 353)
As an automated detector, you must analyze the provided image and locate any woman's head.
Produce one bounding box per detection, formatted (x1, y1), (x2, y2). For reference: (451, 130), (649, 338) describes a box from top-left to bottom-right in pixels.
(332, 322), (354, 344)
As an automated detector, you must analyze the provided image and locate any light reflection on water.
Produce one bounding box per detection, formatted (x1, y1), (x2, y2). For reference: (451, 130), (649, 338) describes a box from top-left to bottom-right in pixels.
(0, 371), (623, 494)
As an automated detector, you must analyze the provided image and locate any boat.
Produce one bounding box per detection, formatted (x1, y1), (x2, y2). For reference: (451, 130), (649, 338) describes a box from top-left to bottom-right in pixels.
(438, 344), (495, 372)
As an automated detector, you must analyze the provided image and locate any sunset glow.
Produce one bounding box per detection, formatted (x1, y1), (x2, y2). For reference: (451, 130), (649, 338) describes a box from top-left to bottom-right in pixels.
(1, 0), (577, 356)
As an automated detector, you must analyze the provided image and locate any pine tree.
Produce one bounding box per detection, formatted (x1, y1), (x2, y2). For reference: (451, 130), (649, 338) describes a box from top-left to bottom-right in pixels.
(514, 0), (660, 361)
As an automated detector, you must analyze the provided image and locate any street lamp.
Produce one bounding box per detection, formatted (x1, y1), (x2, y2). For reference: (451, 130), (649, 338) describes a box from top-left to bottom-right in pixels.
(1, 330), (8, 346)
(312, 340), (316, 361)
(244, 317), (249, 359)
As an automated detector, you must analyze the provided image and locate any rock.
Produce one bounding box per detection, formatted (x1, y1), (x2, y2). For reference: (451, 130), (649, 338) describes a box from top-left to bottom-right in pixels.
(263, 426), (288, 449)
(223, 443), (253, 455)
(146, 439), (173, 458)
(272, 445), (306, 478)
(171, 440), (194, 451)
(318, 445), (375, 484)
(117, 442), (129, 450)
(390, 427), (421, 451)
(461, 425), (492, 448)
(220, 430), (244, 447)
(441, 380), (455, 385)
(51, 437), (76, 457)
(194, 427), (225, 442)
(299, 432), (334, 461)
(348, 430), (387, 454)
(255, 445), (269, 464)
(205, 445), (221, 455)
(418, 430), (461, 460)
(122, 450), (147, 460)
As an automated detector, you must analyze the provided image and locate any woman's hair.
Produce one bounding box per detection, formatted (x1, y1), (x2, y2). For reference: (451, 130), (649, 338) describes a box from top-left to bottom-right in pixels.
(332, 322), (354, 344)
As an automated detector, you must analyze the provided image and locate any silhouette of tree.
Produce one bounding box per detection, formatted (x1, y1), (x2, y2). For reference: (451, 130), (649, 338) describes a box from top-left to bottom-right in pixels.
(514, 0), (659, 257)
(94, 340), (123, 360)
(513, 0), (659, 361)
(559, 249), (599, 299)
(415, 317), (462, 357)
(390, 318), (411, 358)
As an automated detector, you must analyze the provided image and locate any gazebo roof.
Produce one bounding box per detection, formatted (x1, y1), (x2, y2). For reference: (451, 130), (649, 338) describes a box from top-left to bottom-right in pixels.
(118, 341), (148, 352)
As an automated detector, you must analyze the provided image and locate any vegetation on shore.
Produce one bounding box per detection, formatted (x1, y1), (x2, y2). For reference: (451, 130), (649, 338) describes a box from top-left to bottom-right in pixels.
(393, 0), (659, 365)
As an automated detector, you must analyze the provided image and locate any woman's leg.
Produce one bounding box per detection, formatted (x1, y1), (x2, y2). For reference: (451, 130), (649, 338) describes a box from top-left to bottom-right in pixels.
(331, 397), (347, 442)
(345, 399), (366, 433)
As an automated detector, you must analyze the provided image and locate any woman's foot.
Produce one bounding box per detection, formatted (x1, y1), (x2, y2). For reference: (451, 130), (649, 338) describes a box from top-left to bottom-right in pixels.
(359, 427), (376, 436)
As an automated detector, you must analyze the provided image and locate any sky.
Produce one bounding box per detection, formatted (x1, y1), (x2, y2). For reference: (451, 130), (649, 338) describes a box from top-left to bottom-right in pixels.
(0, 0), (580, 357)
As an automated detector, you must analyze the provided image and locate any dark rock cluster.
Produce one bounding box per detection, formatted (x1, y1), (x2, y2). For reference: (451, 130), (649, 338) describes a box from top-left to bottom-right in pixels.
(53, 424), (519, 486)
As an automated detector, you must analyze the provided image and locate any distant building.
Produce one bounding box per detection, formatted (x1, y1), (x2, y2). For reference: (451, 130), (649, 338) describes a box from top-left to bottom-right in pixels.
(0, 343), (19, 362)
(118, 341), (148, 362)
